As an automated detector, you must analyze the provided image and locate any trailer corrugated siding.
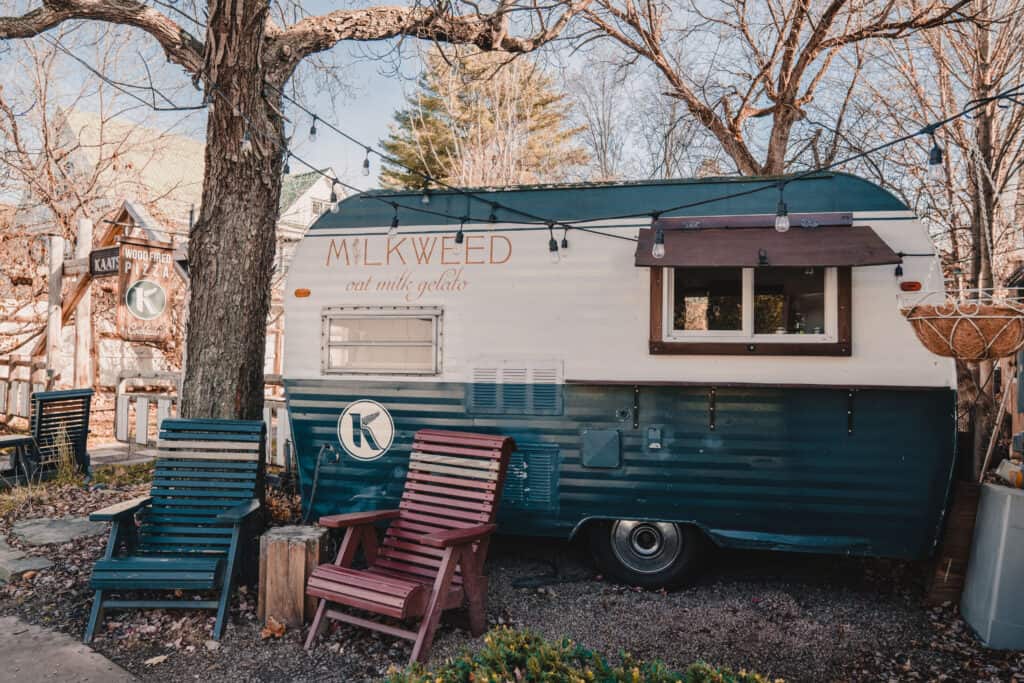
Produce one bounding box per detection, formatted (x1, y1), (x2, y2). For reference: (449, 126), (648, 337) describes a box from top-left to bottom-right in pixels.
(285, 379), (956, 560)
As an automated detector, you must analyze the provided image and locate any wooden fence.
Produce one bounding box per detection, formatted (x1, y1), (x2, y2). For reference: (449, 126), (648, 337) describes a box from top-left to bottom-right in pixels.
(0, 355), (54, 419)
(114, 373), (291, 467)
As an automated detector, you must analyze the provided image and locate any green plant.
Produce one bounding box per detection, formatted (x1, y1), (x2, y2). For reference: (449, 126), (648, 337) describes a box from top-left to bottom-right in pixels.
(384, 627), (778, 683)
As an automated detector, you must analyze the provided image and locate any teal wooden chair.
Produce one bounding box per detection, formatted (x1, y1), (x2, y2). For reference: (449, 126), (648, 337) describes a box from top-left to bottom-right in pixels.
(84, 418), (265, 642)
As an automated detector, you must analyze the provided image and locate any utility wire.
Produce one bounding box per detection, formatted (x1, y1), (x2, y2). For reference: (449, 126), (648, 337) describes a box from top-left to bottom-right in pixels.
(40, 33), (1024, 248)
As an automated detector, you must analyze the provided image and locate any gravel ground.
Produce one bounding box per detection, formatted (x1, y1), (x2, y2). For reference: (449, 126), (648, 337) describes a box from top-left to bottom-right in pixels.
(1, 484), (1022, 682)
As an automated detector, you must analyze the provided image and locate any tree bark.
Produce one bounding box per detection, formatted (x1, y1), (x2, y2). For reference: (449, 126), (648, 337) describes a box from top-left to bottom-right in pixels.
(180, 0), (283, 420)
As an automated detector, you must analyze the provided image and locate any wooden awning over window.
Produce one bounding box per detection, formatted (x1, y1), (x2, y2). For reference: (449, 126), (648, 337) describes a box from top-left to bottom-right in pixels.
(634, 221), (901, 268)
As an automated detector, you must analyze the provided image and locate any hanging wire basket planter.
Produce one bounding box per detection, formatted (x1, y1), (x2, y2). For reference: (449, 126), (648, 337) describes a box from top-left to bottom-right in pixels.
(900, 289), (1024, 360)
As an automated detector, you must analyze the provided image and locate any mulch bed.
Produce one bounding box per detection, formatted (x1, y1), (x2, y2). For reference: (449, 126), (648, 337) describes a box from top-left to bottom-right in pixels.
(1, 483), (1023, 682)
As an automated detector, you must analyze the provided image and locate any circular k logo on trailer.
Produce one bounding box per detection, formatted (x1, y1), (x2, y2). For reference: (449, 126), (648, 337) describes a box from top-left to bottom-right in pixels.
(124, 279), (167, 320)
(337, 400), (395, 460)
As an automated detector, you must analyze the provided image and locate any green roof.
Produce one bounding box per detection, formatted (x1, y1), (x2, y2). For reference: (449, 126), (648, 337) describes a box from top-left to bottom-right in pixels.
(279, 170), (324, 213)
(310, 172), (909, 232)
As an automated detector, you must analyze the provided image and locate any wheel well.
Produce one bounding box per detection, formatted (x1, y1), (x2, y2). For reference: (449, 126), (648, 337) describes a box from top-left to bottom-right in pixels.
(568, 517), (712, 544)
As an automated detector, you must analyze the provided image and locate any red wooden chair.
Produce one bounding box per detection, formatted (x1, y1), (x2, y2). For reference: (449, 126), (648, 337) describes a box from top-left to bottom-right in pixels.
(304, 429), (515, 663)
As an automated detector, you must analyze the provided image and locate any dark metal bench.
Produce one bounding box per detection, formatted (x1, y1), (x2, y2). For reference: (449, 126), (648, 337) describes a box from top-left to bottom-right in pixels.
(0, 389), (93, 482)
(85, 418), (265, 642)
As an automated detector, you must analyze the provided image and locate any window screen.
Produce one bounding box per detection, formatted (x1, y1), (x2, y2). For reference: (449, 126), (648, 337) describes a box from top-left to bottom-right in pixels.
(754, 267), (826, 335)
(322, 308), (441, 374)
(672, 267), (743, 332)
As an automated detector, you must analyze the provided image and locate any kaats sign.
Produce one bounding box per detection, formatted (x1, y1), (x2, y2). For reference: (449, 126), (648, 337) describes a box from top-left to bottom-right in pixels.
(324, 234), (512, 302)
(116, 236), (177, 342)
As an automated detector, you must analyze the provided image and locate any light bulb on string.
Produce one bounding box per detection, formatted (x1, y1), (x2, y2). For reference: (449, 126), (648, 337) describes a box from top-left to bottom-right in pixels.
(421, 178), (431, 205)
(362, 149), (371, 177)
(389, 204), (400, 236)
(928, 134), (945, 183)
(651, 214), (666, 259)
(455, 218), (466, 245)
(282, 153), (290, 175)
(309, 116), (318, 142)
(894, 262), (904, 283)
(329, 181), (340, 214)
(774, 182), (790, 233)
(240, 130), (253, 155)
(548, 224), (560, 264)
(488, 204), (498, 224)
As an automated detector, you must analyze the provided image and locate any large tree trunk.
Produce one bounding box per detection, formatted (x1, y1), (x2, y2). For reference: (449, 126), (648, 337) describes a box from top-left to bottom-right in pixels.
(180, 1), (284, 420)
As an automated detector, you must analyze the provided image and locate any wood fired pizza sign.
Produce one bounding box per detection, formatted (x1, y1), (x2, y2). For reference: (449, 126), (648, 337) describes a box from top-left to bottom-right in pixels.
(323, 233), (512, 303)
(117, 236), (177, 342)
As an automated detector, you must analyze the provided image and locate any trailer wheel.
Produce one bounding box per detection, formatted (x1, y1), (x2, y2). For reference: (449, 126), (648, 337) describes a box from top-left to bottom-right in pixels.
(589, 520), (704, 588)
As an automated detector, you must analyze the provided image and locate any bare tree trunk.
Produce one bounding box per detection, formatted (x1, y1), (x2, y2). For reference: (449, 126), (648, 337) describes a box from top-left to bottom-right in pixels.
(180, 2), (283, 420)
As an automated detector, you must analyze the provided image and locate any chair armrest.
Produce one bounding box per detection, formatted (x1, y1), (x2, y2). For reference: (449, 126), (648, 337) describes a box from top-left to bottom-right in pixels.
(420, 523), (497, 548)
(217, 499), (261, 523)
(89, 496), (152, 522)
(318, 509), (401, 528)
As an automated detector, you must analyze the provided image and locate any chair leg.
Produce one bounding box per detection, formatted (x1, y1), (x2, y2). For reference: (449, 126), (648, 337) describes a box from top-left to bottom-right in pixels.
(84, 590), (104, 643)
(213, 581), (232, 640)
(304, 599), (329, 650)
(410, 546), (458, 664)
(459, 547), (488, 637)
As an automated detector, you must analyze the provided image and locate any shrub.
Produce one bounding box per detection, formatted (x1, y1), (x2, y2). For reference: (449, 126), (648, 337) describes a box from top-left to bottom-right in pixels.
(385, 627), (778, 683)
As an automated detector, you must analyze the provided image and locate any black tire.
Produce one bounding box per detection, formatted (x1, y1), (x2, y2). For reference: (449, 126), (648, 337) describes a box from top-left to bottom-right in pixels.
(588, 519), (705, 588)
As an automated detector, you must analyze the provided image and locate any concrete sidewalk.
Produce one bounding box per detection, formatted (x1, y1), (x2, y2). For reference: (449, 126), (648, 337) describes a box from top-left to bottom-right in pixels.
(0, 616), (135, 682)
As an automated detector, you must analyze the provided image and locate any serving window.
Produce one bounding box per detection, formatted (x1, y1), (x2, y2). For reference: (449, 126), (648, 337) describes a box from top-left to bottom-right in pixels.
(321, 306), (442, 374)
(653, 266), (850, 355)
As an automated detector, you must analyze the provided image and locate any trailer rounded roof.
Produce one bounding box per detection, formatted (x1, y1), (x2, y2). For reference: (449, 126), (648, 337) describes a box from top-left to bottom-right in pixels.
(310, 172), (908, 231)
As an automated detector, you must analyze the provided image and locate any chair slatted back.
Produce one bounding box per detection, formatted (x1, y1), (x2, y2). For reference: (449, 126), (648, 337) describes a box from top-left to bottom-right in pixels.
(31, 389), (93, 469)
(139, 419), (265, 557)
(379, 430), (515, 583)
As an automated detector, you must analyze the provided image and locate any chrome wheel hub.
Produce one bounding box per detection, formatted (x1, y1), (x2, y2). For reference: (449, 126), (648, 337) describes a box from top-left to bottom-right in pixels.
(609, 520), (683, 574)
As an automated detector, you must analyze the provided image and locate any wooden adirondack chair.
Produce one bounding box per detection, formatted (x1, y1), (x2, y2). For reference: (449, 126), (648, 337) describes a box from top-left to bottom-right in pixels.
(0, 389), (93, 482)
(84, 418), (266, 643)
(304, 429), (515, 663)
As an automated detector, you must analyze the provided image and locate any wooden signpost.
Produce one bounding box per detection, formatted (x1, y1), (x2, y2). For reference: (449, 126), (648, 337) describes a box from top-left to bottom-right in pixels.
(116, 236), (177, 342)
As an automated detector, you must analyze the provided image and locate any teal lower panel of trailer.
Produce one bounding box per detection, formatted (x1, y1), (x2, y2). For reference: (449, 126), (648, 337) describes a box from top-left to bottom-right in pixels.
(283, 380), (957, 560)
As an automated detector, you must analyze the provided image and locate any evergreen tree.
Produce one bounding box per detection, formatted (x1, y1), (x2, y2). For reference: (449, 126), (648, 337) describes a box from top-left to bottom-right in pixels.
(380, 49), (588, 189)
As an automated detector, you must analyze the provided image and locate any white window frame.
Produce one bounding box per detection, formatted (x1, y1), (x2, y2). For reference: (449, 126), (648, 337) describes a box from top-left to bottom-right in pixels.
(664, 267), (838, 344)
(321, 306), (443, 375)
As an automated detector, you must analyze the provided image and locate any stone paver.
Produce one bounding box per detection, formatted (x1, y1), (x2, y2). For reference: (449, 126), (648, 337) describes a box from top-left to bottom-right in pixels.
(0, 538), (51, 582)
(12, 516), (107, 547)
(0, 616), (135, 682)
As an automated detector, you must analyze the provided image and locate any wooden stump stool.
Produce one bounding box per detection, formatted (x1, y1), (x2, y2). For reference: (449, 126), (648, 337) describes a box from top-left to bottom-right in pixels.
(258, 525), (327, 628)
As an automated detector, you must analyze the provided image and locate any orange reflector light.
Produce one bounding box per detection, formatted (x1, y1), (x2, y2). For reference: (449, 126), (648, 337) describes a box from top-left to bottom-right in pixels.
(900, 281), (922, 292)
(294, 288), (311, 298)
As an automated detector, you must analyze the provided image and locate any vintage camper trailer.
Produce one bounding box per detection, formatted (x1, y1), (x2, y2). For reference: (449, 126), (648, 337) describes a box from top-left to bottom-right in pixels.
(282, 173), (956, 587)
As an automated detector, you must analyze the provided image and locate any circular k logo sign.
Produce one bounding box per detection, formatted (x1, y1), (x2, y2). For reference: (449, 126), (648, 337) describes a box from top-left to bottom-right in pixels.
(337, 400), (395, 461)
(124, 279), (167, 320)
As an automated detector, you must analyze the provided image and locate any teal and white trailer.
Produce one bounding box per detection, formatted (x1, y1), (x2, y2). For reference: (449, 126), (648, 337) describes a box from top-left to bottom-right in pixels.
(281, 173), (956, 586)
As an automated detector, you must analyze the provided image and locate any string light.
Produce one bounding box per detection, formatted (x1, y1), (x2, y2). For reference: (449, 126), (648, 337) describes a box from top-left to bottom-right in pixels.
(329, 181), (340, 214)
(651, 213), (666, 259)
(421, 178), (431, 205)
(561, 228), (569, 250)
(488, 204), (498, 224)
(240, 130), (253, 155)
(928, 133), (945, 182)
(283, 152), (290, 175)
(455, 218), (466, 244)
(309, 116), (318, 142)
(894, 262), (904, 282)
(548, 224), (560, 264)
(389, 204), (400, 236)
(774, 182), (790, 233)
(362, 148), (371, 177)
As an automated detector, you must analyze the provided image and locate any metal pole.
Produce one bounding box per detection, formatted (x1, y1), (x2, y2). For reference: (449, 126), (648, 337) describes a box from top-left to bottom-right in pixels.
(979, 376), (1016, 483)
